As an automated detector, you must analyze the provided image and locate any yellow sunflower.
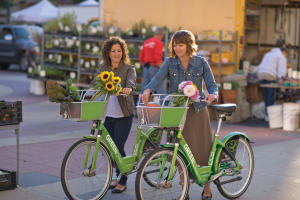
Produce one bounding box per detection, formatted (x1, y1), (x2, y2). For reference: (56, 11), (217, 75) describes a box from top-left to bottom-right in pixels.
(113, 76), (121, 84)
(116, 86), (123, 96)
(110, 71), (115, 79)
(105, 81), (115, 91)
(100, 71), (110, 82)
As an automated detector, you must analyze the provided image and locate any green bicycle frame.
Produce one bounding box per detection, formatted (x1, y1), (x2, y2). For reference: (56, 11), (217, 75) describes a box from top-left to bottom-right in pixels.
(159, 125), (250, 186)
(83, 122), (159, 175)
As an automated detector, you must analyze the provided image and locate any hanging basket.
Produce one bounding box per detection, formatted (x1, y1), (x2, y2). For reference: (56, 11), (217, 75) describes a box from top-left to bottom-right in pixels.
(221, 90), (237, 103)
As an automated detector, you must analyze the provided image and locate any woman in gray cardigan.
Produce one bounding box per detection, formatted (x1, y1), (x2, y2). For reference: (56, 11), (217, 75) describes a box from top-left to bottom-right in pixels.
(99, 36), (136, 193)
(142, 30), (218, 200)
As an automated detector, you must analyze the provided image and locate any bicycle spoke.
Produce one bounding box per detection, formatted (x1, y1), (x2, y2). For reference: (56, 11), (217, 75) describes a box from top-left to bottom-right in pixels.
(216, 138), (254, 199)
(61, 139), (112, 200)
(136, 148), (189, 200)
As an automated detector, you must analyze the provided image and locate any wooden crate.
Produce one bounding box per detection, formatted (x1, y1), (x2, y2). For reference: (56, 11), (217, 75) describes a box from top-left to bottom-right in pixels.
(245, 84), (264, 103)
(0, 101), (22, 126)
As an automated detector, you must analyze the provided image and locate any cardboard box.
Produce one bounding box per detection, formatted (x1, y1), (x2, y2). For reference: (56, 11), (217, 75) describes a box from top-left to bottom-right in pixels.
(211, 52), (231, 63)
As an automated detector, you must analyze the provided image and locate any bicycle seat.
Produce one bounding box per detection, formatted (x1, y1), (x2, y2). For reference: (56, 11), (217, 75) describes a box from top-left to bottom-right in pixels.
(209, 104), (237, 114)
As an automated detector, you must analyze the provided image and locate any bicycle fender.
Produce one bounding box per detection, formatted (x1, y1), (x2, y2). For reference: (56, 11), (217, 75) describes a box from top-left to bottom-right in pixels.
(221, 132), (251, 144)
(212, 132), (251, 174)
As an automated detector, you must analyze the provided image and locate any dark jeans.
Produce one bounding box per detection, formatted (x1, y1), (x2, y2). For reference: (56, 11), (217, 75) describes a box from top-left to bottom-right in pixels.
(104, 115), (133, 186)
(260, 80), (276, 114)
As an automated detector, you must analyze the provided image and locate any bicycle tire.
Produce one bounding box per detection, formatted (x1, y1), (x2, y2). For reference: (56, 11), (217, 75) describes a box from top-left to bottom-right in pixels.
(61, 138), (112, 200)
(215, 137), (254, 199)
(135, 147), (189, 200)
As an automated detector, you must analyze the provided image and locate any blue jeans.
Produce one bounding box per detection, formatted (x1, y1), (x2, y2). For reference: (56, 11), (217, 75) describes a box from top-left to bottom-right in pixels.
(104, 115), (133, 185)
(142, 66), (166, 94)
(260, 80), (276, 114)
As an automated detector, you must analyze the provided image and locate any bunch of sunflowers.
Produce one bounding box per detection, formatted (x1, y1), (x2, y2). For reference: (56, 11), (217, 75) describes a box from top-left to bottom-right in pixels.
(91, 71), (122, 101)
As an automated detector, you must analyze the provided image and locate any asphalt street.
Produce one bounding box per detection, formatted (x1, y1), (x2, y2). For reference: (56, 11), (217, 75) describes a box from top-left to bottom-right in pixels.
(0, 70), (300, 200)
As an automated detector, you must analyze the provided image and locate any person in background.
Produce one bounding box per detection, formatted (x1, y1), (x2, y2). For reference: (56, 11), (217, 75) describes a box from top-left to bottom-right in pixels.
(139, 27), (166, 93)
(99, 37), (136, 193)
(142, 30), (218, 200)
(256, 46), (288, 120)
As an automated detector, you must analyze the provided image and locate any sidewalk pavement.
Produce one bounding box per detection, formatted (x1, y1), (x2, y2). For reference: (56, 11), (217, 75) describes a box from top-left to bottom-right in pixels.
(1, 137), (300, 200)
(1, 71), (300, 199)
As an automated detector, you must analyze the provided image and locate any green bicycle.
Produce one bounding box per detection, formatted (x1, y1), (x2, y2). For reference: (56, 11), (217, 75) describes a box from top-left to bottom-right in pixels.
(135, 96), (254, 200)
(60, 91), (166, 200)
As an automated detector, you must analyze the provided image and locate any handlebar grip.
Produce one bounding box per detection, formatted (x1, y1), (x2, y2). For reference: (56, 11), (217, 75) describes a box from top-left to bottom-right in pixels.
(119, 90), (140, 96)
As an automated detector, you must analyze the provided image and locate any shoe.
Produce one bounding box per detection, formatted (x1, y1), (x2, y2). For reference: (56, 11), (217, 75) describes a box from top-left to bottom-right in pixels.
(108, 184), (117, 189)
(111, 185), (127, 193)
(201, 191), (212, 200)
(108, 180), (118, 189)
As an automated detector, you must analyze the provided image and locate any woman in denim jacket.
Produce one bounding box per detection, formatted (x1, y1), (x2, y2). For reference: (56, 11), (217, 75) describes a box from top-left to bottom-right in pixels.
(142, 30), (218, 200)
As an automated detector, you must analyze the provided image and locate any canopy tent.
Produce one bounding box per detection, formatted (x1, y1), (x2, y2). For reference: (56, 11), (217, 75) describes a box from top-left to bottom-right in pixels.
(79, 0), (99, 6)
(11, 0), (58, 24)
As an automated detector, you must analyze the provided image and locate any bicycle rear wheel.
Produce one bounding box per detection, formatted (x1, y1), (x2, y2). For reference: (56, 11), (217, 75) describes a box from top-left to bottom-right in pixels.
(215, 137), (254, 199)
(61, 138), (112, 200)
(135, 147), (189, 200)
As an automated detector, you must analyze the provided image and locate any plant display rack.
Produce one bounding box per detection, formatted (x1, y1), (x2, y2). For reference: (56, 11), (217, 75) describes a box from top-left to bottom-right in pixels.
(38, 32), (146, 88)
(32, 29), (238, 90)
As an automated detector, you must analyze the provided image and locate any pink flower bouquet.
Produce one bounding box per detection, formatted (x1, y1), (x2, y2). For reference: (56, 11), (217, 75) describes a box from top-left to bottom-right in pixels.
(172, 81), (199, 107)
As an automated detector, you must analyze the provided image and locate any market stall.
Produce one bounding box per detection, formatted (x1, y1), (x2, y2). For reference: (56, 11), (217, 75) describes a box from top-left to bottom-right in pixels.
(11, 0), (58, 24)
(241, 0), (300, 130)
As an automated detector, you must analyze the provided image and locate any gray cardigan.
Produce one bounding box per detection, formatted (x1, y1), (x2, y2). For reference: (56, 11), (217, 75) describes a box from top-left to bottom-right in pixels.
(97, 63), (137, 117)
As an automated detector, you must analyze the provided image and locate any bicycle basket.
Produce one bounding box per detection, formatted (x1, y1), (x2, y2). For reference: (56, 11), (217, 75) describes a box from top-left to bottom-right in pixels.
(60, 91), (107, 121)
(137, 94), (189, 127)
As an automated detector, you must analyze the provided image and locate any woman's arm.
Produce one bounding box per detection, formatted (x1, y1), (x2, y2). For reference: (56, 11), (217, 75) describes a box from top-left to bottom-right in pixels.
(123, 66), (136, 95)
(202, 58), (218, 102)
(146, 58), (170, 92)
(125, 66), (137, 89)
(142, 58), (170, 104)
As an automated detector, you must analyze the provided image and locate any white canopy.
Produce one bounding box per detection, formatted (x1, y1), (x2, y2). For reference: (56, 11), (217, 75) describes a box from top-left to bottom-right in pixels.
(79, 0), (99, 6)
(11, 0), (58, 24)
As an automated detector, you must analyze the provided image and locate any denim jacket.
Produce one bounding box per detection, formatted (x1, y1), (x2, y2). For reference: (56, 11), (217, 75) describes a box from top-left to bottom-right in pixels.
(146, 55), (218, 112)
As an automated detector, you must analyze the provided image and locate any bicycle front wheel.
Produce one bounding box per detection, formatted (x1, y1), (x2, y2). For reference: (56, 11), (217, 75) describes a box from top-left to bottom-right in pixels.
(61, 138), (112, 200)
(215, 137), (254, 199)
(135, 147), (189, 200)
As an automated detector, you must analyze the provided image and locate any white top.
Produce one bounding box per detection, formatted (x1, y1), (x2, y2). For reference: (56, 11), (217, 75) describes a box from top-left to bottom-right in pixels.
(257, 48), (287, 80)
(106, 95), (124, 118)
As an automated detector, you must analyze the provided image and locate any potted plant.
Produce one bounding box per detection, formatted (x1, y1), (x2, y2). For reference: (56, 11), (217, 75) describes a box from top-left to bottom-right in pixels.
(221, 81), (239, 103)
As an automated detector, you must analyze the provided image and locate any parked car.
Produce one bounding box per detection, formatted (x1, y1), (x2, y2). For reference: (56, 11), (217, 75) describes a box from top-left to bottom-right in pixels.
(0, 25), (38, 71)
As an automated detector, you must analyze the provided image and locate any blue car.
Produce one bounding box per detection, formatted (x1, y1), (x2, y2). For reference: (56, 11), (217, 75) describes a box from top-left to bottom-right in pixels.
(0, 25), (38, 71)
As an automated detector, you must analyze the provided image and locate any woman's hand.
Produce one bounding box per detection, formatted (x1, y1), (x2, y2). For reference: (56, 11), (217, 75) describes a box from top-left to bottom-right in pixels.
(141, 89), (151, 105)
(206, 94), (217, 103)
(122, 88), (132, 96)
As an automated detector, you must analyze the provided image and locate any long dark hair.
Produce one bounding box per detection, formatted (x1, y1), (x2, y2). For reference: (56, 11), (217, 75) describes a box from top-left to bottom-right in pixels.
(101, 36), (130, 66)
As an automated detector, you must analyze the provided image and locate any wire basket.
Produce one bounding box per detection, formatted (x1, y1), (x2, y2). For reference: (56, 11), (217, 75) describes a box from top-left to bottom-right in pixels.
(137, 94), (189, 128)
(60, 91), (107, 121)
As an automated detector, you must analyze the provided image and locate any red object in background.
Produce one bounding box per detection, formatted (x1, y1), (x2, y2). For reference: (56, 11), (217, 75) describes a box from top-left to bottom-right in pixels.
(139, 37), (163, 66)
